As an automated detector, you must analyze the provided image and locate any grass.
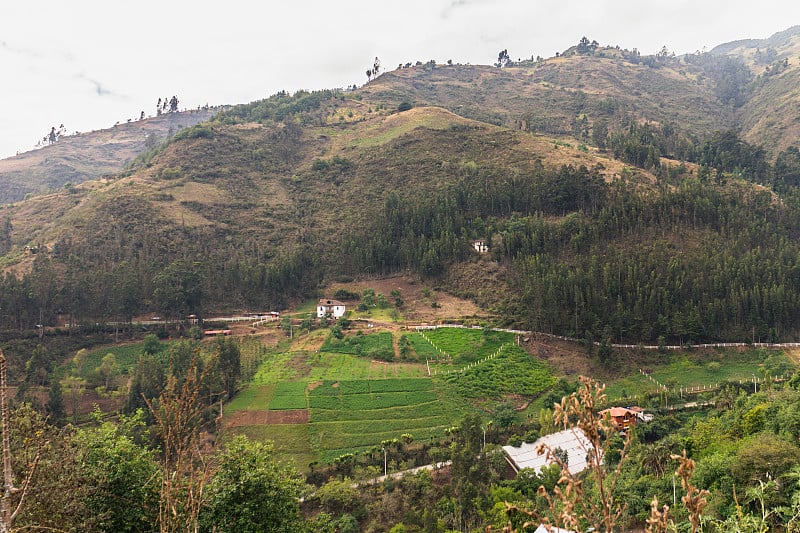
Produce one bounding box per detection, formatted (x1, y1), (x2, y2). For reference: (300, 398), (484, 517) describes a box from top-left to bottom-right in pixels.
(224, 384), (275, 412)
(404, 333), (444, 360)
(305, 353), (428, 380)
(419, 327), (514, 363)
(251, 351), (304, 384)
(347, 107), (461, 149)
(320, 331), (394, 360)
(268, 382), (308, 410)
(226, 424), (315, 472)
(603, 349), (795, 401)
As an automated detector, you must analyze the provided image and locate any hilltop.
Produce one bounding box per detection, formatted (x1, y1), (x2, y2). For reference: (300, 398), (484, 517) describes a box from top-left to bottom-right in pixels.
(0, 108), (220, 203)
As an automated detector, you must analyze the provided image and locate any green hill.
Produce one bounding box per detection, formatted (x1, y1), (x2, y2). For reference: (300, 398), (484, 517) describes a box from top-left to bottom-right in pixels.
(2, 28), (800, 350)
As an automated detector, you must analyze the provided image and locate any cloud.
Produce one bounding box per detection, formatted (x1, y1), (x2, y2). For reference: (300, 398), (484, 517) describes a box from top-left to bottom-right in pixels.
(0, 39), (42, 59)
(440, 0), (492, 19)
(76, 73), (124, 99)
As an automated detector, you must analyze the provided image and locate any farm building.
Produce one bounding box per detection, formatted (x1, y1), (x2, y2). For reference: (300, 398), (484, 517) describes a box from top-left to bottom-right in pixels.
(317, 299), (346, 319)
(502, 427), (593, 475)
(599, 406), (652, 431)
(472, 240), (489, 253)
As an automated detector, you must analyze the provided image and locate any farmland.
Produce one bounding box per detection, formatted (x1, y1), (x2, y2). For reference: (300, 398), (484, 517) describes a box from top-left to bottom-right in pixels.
(224, 326), (555, 467)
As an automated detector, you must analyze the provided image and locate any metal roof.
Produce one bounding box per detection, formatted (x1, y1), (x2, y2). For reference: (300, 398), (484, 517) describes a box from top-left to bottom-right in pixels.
(502, 427), (593, 475)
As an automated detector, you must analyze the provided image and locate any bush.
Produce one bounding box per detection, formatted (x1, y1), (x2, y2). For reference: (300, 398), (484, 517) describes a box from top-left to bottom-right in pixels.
(172, 124), (212, 141)
(397, 102), (413, 112)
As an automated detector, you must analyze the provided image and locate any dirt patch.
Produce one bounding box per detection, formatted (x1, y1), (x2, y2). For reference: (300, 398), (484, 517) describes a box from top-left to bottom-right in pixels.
(326, 274), (487, 324)
(267, 410), (309, 424)
(286, 353), (312, 378)
(522, 335), (596, 378)
(225, 409), (309, 427)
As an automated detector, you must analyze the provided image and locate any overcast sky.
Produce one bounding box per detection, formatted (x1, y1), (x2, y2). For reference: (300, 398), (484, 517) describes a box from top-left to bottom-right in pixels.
(2, 0), (799, 159)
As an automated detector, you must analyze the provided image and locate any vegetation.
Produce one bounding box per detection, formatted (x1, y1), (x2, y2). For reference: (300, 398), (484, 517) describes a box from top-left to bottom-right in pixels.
(6, 25), (800, 532)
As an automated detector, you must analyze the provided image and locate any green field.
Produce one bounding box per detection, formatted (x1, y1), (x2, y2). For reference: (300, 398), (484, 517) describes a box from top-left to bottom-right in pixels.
(416, 327), (514, 363)
(227, 424), (315, 471)
(308, 377), (458, 462)
(603, 349), (795, 401)
(224, 384), (275, 412)
(438, 345), (556, 399)
(75, 341), (163, 377)
(227, 327), (555, 466)
(268, 382), (308, 410)
(320, 331), (394, 360)
(403, 333), (445, 360)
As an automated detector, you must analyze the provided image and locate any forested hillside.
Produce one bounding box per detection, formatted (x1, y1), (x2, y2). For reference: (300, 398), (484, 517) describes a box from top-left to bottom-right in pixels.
(2, 29), (800, 356)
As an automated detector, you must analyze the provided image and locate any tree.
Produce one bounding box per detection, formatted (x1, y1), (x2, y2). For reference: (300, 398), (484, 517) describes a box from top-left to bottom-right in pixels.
(125, 353), (166, 415)
(97, 353), (119, 391)
(152, 260), (202, 321)
(373, 57), (381, 77)
(63, 375), (86, 424)
(497, 49), (510, 68)
(45, 378), (66, 425)
(214, 336), (240, 399)
(200, 436), (305, 532)
(1, 350), (42, 533)
(75, 410), (159, 533)
(145, 354), (211, 533)
(169, 95), (179, 113)
(494, 401), (516, 429)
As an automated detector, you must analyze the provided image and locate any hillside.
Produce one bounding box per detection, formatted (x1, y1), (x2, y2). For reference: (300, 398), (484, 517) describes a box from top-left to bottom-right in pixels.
(716, 26), (800, 155)
(2, 29), (800, 348)
(0, 108), (219, 204)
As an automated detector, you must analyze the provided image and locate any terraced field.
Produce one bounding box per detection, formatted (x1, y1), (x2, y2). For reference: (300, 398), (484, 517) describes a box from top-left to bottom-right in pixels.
(224, 327), (556, 468)
(308, 378), (458, 462)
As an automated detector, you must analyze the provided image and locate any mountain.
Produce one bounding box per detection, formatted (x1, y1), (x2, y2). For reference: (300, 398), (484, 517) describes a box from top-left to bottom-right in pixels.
(2, 28), (800, 346)
(0, 108), (220, 204)
(714, 25), (800, 156)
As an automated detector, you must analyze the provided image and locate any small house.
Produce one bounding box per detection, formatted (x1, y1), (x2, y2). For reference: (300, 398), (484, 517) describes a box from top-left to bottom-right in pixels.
(472, 240), (489, 253)
(599, 406), (651, 431)
(317, 299), (346, 319)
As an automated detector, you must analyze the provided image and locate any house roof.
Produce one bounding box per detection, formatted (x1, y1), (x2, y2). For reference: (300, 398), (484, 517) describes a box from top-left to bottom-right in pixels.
(318, 299), (345, 306)
(600, 407), (634, 417)
(502, 427), (593, 475)
(533, 525), (576, 533)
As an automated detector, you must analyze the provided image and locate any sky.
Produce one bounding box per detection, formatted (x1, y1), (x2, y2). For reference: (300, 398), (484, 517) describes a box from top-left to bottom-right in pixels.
(2, 0), (800, 159)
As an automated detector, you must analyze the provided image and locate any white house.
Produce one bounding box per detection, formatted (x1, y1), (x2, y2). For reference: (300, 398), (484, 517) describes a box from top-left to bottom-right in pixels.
(472, 240), (489, 253)
(317, 299), (346, 319)
(533, 525), (576, 533)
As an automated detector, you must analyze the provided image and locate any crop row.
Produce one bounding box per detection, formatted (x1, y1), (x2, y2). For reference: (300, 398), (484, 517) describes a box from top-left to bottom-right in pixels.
(268, 395), (308, 410)
(310, 391), (438, 410)
(441, 345), (554, 398)
(310, 399), (444, 422)
(311, 421), (451, 454)
(419, 327), (515, 363)
(309, 378), (433, 397)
